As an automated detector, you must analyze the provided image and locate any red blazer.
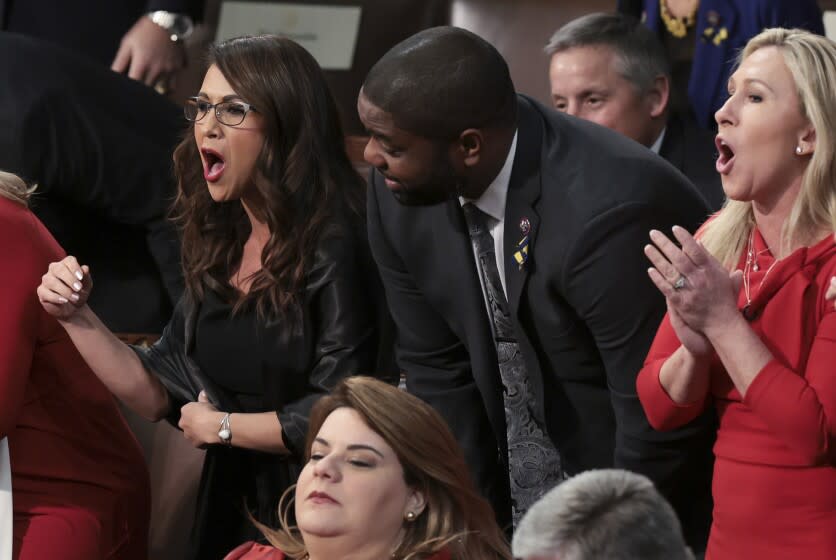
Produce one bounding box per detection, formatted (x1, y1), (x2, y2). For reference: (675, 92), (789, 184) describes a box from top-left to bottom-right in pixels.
(0, 197), (150, 556)
(637, 229), (836, 559)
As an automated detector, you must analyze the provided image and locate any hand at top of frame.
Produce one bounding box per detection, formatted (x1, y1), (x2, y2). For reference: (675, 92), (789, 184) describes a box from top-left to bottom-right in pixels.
(111, 16), (185, 89)
(37, 255), (93, 320)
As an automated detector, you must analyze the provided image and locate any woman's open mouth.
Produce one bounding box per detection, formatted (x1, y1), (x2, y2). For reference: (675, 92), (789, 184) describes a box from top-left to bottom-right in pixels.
(715, 137), (735, 175)
(201, 148), (226, 182)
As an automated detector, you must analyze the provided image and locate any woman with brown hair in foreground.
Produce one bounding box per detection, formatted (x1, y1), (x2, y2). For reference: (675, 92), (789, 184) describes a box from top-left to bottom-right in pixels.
(226, 376), (511, 560)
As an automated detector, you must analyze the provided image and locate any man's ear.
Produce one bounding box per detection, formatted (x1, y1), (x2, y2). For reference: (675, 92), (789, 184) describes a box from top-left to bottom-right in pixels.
(455, 128), (483, 168)
(647, 74), (670, 119)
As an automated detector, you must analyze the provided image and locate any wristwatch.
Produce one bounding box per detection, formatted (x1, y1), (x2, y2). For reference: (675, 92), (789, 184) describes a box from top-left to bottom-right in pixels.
(147, 10), (194, 42)
(218, 413), (232, 446)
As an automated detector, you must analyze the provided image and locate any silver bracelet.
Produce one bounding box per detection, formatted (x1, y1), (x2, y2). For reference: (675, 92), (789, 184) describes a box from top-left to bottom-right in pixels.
(218, 413), (232, 446)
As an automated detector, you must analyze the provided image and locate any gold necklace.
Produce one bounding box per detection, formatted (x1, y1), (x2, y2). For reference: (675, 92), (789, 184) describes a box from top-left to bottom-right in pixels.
(742, 229), (778, 320)
(660, 0), (698, 38)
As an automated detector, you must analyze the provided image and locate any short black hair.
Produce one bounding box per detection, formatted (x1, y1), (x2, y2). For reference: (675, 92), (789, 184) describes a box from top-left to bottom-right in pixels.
(362, 26), (517, 139)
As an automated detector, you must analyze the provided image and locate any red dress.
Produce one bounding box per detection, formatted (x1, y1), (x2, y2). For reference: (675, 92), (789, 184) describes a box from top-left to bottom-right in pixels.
(0, 198), (150, 559)
(637, 229), (836, 560)
(224, 541), (453, 560)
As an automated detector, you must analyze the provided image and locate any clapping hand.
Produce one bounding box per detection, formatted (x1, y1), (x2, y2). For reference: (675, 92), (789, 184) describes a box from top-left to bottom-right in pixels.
(644, 226), (742, 352)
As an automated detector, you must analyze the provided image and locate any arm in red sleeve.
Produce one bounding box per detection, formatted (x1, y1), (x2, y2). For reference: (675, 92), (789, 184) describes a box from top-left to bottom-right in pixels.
(637, 313), (711, 431)
(743, 311), (836, 465)
(0, 205), (42, 438)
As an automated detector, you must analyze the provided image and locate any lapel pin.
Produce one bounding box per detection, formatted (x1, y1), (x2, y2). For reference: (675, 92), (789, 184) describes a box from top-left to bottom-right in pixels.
(519, 217), (531, 235)
(514, 235), (530, 271)
(707, 10), (720, 27)
(712, 27), (729, 46)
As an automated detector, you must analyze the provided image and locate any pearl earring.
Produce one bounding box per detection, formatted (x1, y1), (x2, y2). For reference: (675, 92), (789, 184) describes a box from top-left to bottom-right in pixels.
(405, 511), (416, 522)
(796, 146), (803, 155)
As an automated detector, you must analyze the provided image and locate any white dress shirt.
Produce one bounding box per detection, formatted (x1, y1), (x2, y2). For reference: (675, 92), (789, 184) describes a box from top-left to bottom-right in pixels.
(459, 131), (518, 305)
(649, 126), (667, 155)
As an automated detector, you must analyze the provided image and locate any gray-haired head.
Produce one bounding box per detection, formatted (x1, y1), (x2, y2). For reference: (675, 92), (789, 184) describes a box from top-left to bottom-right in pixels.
(545, 12), (670, 95)
(512, 469), (694, 560)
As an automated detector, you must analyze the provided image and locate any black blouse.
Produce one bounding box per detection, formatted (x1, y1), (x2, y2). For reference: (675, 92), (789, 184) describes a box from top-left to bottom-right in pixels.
(193, 289), (268, 398)
(131, 213), (396, 560)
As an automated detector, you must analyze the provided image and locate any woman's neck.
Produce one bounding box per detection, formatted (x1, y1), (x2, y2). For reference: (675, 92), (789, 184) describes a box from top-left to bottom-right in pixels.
(664, 0), (699, 19)
(305, 534), (398, 560)
(241, 197), (271, 248)
(751, 180), (804, 259)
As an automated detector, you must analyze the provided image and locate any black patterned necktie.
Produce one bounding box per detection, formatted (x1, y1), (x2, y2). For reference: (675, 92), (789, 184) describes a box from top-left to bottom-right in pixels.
(461, 203), (565, 528)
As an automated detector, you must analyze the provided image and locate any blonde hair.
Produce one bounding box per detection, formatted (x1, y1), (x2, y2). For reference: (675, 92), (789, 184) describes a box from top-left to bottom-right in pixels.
(700, 28), (836, 268)
(0, 170), (34, 206)
(256, 377), (511, 560)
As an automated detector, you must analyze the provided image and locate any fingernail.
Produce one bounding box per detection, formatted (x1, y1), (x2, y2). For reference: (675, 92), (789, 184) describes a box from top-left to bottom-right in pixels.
(72, 282), (82, 291)
(70, 293), (79, 301)
(58, 297), (68, 304)
(75, 270), (83, 281)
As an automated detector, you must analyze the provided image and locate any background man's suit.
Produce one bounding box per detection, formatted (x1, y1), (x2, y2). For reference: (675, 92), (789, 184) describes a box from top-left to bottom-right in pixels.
(0, 33), (185, 332)
(660, 111), (725, 211)
(0, 0), (204, 67)
(367, 96), (716, 547)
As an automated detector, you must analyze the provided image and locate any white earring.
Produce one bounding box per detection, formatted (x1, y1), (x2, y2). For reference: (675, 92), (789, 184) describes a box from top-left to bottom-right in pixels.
(796, 146), (803, 155)
(404, 511), (416, 522)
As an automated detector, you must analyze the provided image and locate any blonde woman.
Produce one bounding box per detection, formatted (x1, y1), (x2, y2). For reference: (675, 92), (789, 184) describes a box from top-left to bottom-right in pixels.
(225, 376), (511, 560)
(0, 171), (149, 559)
(638, 29), (836, 559)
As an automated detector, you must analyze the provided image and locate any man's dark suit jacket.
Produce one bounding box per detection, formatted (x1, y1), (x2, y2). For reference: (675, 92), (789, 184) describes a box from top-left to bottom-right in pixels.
(660, 111), (725, 212)
(367, 96), (716, 548)
(0, 33), (185, 332)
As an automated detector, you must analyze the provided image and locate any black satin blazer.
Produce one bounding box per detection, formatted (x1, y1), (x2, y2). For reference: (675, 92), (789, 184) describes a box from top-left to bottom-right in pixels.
(132, 214), (395, 559)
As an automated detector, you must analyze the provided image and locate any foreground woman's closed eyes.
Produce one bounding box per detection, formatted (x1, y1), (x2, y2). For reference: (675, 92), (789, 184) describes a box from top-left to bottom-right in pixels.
(225, 376), (512, 560)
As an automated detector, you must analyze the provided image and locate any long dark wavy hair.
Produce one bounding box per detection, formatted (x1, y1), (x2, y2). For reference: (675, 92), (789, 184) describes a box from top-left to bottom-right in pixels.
(172, 35), (364, 321)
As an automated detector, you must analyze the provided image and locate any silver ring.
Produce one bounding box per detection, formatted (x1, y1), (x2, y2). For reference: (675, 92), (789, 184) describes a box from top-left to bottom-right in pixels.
(673, 275), (687, 291)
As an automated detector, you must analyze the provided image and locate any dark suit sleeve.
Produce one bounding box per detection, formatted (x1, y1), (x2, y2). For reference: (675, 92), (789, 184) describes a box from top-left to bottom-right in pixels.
(366, 177), (509, 519)
(145, 0), (204, 20)
(616, 0), (645, 17)
(561, 193), (714, 542)
(760, 0), (823, 34)
(276, 227), (381, 455)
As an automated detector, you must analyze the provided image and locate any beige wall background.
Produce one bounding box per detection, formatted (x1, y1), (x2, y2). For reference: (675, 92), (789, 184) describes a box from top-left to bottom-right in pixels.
(452, 0), (617, 107)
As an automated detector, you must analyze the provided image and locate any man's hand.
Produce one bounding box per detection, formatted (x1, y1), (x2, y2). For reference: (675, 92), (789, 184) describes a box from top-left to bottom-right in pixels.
(111, 16), (185, 89)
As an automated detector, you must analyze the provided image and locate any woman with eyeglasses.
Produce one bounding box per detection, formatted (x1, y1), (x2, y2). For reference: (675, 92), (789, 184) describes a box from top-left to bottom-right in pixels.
(37, 35), (390, 559)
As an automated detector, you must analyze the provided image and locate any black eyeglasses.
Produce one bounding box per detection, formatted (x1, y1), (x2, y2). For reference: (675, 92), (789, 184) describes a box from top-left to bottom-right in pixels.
(184, 96), (258, 126)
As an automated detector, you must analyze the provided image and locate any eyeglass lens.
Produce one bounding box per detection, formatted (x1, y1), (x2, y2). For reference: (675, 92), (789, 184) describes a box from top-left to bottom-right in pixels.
(184, 99), (249, 126)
